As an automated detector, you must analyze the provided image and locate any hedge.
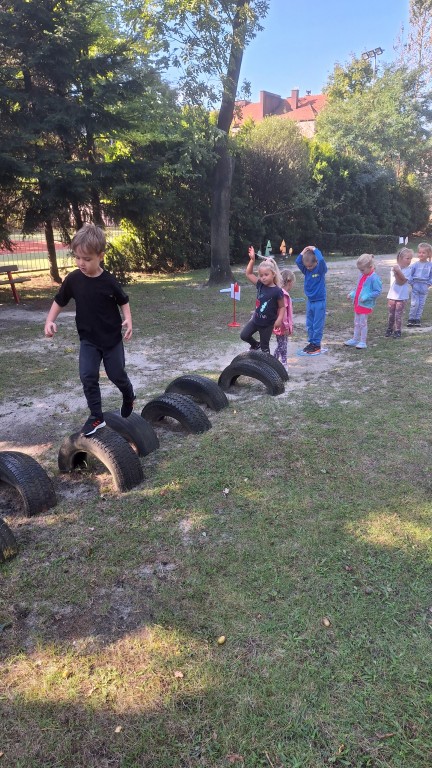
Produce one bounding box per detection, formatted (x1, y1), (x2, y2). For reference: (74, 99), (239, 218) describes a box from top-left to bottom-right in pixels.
(337, 234), (399, 258)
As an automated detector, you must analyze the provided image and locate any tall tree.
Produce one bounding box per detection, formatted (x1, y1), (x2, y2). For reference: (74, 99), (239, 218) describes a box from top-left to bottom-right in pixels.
(0, 0), (170, 280)
(126, 0), (269, 283)
(395, 0), (432, 90)
(232, 117), (312, 249)
(316, 61), (431, 179)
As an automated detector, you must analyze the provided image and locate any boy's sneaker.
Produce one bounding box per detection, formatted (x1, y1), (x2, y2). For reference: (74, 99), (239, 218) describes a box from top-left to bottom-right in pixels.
(81, 415), (106, 436)
(415, 319), (421, 327)
(344, 338), (358, 346)
(303, 342), (314, 353)
(355, 341), (367, 349)
(393, 330), (402, 339)
(384, 329), (393, 337)
(121, 397), (136, 418)
(306, 343), (321, 355)
(407, 319), (415, 327)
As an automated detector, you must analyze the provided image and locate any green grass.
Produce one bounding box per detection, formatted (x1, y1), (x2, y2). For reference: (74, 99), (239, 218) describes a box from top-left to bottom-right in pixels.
(0, 263), (431, 767)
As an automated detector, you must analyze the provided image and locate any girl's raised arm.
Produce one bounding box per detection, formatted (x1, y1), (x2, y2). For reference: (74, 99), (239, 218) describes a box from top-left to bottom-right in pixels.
(246, 246), (258, 285)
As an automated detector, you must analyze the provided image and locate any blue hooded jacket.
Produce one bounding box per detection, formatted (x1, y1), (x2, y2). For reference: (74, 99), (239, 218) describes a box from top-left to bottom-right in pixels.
(349, 271), (382, 309)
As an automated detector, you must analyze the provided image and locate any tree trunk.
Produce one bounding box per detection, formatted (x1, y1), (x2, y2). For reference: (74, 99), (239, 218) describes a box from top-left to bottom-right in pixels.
(44, 219), (62, 283)
(209, 140), (235, 284)
(72, 201), (83, 230)
(91, 188), (104, 227)
(208, 0), (248, 285)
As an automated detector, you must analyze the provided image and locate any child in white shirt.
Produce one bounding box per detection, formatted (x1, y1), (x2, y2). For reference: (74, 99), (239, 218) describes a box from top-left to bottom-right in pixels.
(385, 248), (413, 339)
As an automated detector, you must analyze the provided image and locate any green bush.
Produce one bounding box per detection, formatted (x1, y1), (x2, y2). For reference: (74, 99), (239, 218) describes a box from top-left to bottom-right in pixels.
(104, 241), (135, 285)
(316, 232), (338, 252)
(338, 233), (398, 258)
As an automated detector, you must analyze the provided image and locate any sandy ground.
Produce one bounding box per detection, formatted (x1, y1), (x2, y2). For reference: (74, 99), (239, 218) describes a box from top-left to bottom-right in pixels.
(0, 254), (427, 459)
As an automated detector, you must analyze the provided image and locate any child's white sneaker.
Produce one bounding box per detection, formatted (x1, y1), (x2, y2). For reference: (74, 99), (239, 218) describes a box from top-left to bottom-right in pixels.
(344, 338), (358, 346)
(355, 341), (367, 349)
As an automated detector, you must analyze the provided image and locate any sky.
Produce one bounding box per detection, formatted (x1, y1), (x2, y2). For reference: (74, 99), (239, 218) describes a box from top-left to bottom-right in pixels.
(241, 0), (410, 99)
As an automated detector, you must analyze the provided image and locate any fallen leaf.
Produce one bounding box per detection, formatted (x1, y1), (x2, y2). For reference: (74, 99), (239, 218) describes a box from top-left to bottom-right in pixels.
(114, 725), (122, 734)
(217, 635), (226, 645)
(222, 487), (230, 496)
(322, 617), (331, 627)
(62, 669), (72, 679)
(375, 732), (396, 740)
(344, 565), (354, 572)
(174, 670), (184, 678)
(227, 755), (243, 764)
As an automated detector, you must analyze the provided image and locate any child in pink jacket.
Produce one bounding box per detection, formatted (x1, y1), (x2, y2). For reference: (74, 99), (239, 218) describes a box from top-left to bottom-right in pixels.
(273, 268), (295, 366)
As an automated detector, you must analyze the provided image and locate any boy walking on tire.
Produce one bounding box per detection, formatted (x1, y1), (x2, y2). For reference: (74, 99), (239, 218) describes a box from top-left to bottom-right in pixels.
(44, 223), (135, 436)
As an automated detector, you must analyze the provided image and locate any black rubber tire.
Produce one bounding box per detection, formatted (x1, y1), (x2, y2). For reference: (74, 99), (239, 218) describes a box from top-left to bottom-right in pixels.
(104, 411), (160, 457)
(165, 374), (229, 412)
(58, 428), (144, 492)
(0, 517), (18, 563)
(0, 451), (57, 517)
(218, 359), (285, 396)
(141, 393), (212, 433)
(231, 350), (289, 382)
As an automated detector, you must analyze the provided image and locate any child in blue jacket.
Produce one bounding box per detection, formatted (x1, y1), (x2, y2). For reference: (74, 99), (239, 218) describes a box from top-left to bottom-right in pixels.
(295, 245), (327, 355)
(344, 253), (382, 349)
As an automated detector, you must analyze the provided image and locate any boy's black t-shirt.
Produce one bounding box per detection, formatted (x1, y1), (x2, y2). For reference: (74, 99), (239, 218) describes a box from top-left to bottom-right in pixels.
(54, 269), (129, 349)
(253, 280), (283, 326)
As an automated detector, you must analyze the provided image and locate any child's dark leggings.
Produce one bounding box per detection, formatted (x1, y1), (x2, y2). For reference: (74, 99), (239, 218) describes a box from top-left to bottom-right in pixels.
(79, 339), (134, 419)
(240, 319), (273, 353)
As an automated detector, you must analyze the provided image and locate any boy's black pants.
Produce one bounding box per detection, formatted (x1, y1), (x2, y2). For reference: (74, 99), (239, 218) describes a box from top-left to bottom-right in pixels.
(79, 339), (134, 418)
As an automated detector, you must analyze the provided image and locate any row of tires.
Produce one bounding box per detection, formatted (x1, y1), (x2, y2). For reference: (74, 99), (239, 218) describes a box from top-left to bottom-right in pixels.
(0, 351), (287, 563)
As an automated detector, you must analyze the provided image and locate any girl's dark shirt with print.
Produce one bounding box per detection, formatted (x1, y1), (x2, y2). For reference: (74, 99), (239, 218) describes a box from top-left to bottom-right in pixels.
(253, 280), (283, 326)
(54, 269), (129, 349)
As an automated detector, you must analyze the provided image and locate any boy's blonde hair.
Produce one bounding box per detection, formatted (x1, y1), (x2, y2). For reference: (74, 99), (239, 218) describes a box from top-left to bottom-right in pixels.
(396, 247), (414, 264)
(259, 257), (283, 287)
(302, 248), (317, 265)
(71, 223), (106, 255)
(280, 268), (296, 288)
(418, 242), (432, 260)
(356, 253), (374, 271)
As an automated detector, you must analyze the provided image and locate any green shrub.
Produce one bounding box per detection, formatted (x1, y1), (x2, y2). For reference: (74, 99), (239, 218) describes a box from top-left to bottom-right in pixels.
(316, 232), (338, 252)
(104, 241), (136, 284)
(338, 233), (398, 258)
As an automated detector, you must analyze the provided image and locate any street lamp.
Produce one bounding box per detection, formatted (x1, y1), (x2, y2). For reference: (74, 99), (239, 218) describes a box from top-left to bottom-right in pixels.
(361, 47), (384, 76)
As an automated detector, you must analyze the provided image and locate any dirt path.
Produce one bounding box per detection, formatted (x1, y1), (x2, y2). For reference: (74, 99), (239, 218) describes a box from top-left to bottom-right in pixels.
(0, 254), (407, 456)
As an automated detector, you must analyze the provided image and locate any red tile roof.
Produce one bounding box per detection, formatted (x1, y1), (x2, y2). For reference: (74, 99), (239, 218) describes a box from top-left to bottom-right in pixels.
(232, 90), (327, 130)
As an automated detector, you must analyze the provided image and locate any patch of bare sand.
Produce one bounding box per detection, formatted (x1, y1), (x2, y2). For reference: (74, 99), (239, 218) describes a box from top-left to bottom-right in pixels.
(2, 255), (403, 454)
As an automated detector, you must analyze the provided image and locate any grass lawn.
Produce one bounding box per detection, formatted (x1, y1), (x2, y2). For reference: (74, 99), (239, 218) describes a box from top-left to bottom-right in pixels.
(0, 258), (431, 768)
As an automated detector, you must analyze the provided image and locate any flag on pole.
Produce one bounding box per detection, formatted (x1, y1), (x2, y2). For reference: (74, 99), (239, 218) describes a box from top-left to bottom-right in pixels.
(231, 283), (241, 300)
(220, 283), (241, 299)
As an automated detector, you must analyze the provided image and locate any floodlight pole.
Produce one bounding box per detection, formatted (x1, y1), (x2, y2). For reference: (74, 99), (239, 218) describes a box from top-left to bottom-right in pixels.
(361, 46), (384, 77)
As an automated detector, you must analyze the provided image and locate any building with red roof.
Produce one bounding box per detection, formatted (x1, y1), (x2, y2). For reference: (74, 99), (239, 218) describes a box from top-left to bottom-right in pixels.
(232, 89), (327, 137)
